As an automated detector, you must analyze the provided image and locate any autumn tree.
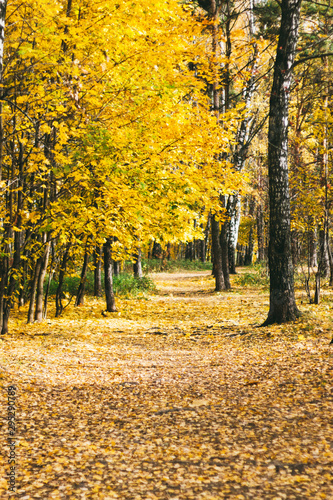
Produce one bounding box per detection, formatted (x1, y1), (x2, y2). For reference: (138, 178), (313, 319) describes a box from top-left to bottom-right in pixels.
(262, 0), (302, 325)
(0, 0), (242, 334)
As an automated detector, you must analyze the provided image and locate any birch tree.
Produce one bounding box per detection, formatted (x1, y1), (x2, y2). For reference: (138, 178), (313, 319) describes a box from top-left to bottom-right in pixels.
(262, 0), (302, 325)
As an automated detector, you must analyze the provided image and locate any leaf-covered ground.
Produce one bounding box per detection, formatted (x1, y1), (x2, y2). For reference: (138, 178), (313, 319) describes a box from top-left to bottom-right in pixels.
(1, 270), (333, 499)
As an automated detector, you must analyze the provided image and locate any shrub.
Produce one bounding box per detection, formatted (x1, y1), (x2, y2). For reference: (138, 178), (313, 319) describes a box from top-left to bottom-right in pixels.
(234, 265), (268, 287)
(46, 272), (155, 298)
(113, 273), (156, 297)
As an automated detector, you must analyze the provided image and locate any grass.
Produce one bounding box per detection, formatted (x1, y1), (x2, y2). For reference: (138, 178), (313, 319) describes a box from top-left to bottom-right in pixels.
(113, 273), (156, 297)
(45, 258), (211, 300)
(46, 272), (156, 299)
(234, 262), (269, 287)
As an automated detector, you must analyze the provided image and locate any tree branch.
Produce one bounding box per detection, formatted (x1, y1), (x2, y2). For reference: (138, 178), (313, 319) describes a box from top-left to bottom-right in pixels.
(292, 52), (333, 69)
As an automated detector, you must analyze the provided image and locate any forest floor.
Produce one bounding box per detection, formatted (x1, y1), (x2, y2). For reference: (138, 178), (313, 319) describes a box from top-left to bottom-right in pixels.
(0, 269), (333, 499)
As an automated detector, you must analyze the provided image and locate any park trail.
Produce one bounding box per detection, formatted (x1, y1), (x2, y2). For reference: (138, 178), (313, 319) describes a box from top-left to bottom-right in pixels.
(0, 270), (333, 499)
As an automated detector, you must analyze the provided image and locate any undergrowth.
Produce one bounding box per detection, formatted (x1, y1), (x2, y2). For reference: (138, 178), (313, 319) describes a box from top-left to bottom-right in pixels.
(46, 272), (156, 298)
(234, 262), (269, 287)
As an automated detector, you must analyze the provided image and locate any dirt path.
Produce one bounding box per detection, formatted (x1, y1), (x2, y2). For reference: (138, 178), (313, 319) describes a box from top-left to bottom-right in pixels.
(0, 271), (333, 499)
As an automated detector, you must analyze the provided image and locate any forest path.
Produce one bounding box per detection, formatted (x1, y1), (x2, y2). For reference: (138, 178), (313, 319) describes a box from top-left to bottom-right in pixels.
(0, 271), (333, 499)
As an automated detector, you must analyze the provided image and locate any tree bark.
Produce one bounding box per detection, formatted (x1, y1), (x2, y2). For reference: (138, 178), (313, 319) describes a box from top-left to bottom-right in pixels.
(262, 0), (302, 326)
(75, 249), (89, 307)
(43, 242), (55, 319)
(220, 222), (231, 289)
(237, 244), (245, 267)
(227, 195), (241, 273)
(55, 244), (70, 317)
(113, 260), (120, 277)
(244, 226), (254, 266)
(256, 202), (265, 262)
(211, 215), (225, 291)
(104, 238), (117, 312)
(152, 241), (162, 259)
(27, 258), (41, 323)
(133, 247), (143, 279)
(244, 197), (255, 266)
(35, 241), (50, 322)
(0, 1), (7, 84)
(308, 229), (317, 268)
(93, 246), (102, 297)
(318, 228), (330, 278)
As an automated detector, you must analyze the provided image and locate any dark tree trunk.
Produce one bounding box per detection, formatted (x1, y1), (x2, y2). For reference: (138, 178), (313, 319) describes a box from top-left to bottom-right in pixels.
(133, 247), (143, 279)
(256, 203), (265, 262)
(1, 228), (21, 334)
(43, 242), (55, 319)
(314, 273), (320, 304)
(245, 197), (255, 266)
(308, 229), (317, 268)
(104, 238), (117, 312)
(75, 249), (89, 307)
(0, 0), (7, 83)
(262, 0), (302, 326)
(328, 237), (333, 287)
(185, 242), (193, 261)
(28, 258), (42, 323)
(35, 241), (50, 322)
(237, 244), (245, 267)
(211, 215), (225, 291)
(244, 226), (254, 266)
(93, 246), (102, 297)
(55, 244), (70, 317)
(113, 260), (120, 277)
(18, 258), (27, 308)
(220, 222), (231, 289)
(152, 241), (162, 259)
(201, 215), (211, 263)
(199, 239), (206, 263)
(166, 243), (171, 260)
(318, 229), (330, 278)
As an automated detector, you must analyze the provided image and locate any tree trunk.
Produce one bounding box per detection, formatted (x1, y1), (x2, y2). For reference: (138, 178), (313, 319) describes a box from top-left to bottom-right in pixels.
(211, 215), (225, 291)
(104, 238), (117, 312)
(201, 215), (211, 263)
(185, 242), (193, 261)
(314, 273), (320, 304)
(55, 244), (70, 317)
(93, 246), (102, 297)
(308, 229), (317, 268)
(327, 235), (333, 287)
(227, 195), (241, 274)
(256, 203), (265, 262)
(27, 259), (42, 323)
(1, 229), (20, 334)
(262, 0), (302, 326)
(113, 260), (120, 277)
(318, 229), (330, 279)
(245, 197), (255, 266)
(35, 241), (50, 322)
(166, 243), (171, 260)
(43, 241), (55, 319)
(236, 244), (243, 266)
(133, 247), (143, 279)
(0, 1), (7, 84)
(244, 226), (254, 266)
(220, 222), (231, 289)
(75, 249), (89, 307)
(152, 241), (162, 259)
